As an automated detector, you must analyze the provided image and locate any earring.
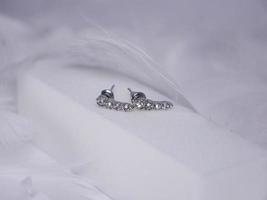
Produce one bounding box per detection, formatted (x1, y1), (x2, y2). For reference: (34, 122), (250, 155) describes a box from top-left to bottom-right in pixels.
(96, 85), (134, 112)
(128, 88), (173, 110)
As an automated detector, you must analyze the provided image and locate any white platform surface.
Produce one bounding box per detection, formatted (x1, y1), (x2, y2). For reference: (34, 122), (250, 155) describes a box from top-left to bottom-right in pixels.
(18, 59), (267, 200)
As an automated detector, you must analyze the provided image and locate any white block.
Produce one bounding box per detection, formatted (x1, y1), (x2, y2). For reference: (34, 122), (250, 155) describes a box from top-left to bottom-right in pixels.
(18, 59), (267, 200)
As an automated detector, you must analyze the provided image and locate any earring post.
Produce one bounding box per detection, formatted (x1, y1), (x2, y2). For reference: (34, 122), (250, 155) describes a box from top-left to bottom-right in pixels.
(110, 84), (115, 91)
(127, 88), (132, 93)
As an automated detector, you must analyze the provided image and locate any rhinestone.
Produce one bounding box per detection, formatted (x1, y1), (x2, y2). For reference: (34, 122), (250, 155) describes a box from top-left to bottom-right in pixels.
(145, 101), (153, 110)
(167, 103), (173, 109)
(96, 95), (107, 106)
(123, 104), (132, 112)
(136, 104), (142, 109)
(113, 102), (121, 110)
(155, 103), (162, 110)
(161, 102), (168, 110)
(135, 101), (144, 109)
(106, 101), (112, 109)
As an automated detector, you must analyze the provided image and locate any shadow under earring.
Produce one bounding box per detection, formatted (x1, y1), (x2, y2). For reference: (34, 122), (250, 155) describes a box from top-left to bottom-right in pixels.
(128, 88), (173, 111)
(96, 85), (134, 112)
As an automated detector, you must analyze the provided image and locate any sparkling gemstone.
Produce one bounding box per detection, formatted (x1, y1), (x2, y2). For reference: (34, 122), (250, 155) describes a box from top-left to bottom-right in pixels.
(155, 103), (162, 110)
(135, 101), (144, 109)
(145, 100), (153, 110)
(123, 104), (131, 112)
(162, 102), (168, 110)
(136, 103), (142, 109)
(106, 101), (112, 109)
(96, 95), (107, 106)
(113, 102), (121, 110)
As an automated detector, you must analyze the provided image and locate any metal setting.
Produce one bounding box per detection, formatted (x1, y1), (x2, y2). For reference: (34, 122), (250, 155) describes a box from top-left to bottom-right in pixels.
(96, 85), (134, 112)
(128, 88), (173, 111)
(96, 85), (173, 112)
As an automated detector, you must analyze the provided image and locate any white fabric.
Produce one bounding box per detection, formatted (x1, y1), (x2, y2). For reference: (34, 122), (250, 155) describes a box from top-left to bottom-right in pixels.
(0, 0), (267, 199)
(0, 13), (113, 200)
(17, 60), (267, 200)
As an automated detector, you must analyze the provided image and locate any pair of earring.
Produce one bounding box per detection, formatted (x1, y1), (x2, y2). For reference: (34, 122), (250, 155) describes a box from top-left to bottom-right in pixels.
(96, 85), (173, 112)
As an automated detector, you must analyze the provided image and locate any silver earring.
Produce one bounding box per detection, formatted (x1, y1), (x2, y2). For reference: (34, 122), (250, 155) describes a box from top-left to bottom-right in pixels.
(96, 85), (134, 112)
(128, 88), (173, 110)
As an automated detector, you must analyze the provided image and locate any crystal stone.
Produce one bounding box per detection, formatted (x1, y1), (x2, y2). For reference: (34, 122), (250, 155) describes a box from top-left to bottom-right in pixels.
(155, 103), (162, 110)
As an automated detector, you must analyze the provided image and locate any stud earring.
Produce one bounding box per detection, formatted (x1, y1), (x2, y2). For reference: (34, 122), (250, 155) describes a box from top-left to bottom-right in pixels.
(128, 88), (173, 110)
(96, 85), (134, 112)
